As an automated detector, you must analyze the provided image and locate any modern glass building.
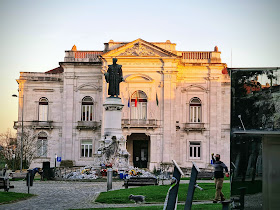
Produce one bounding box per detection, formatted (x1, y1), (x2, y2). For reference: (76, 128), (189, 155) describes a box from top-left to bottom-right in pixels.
(229, 67), (280, 209)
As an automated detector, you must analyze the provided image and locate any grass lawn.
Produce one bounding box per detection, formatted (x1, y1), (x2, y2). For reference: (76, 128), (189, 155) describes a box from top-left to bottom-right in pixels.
(0, 192), (35, 204)
(96, 183), (230, 204)
(181, 176), (230, 181)
(75, 203), (221, 210)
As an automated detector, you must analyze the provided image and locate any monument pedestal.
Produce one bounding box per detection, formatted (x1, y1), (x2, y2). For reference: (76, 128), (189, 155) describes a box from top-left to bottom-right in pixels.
(98, 97), (129, 169)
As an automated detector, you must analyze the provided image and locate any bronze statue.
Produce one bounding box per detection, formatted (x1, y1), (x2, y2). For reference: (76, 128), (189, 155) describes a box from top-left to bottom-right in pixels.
(104, 58), (124, 97)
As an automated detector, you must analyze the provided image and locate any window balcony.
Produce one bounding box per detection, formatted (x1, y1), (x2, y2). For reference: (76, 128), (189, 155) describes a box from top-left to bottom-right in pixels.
(76, 121), (101, 130)
(32, 121), (54, 129)
(13, 121), (54, 130)
(184, 123), (205, 133)
(122, 119), (159, 129)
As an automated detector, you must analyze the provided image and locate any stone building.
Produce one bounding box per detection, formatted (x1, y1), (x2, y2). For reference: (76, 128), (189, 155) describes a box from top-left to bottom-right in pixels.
(14, 38), (230, 170)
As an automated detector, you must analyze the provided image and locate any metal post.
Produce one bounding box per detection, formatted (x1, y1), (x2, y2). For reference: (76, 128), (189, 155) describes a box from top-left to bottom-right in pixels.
(55, 154), (57, 177)
(27, 170), (30, 194)
(107, 168), (113, 191)
(20, 95), (24, 172)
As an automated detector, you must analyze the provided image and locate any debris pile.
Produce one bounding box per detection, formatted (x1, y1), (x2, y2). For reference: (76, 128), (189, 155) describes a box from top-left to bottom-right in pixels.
(62, 166), (98, 180)
(124, 167), (156, 179)
(60, 165), (157, 180)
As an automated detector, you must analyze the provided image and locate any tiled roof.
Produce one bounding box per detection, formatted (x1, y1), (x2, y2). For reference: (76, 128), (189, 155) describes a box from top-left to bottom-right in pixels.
(45, 66), (64, 74)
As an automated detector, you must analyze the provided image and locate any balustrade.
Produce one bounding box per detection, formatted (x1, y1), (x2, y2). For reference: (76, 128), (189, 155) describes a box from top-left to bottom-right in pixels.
(64, 51), (103, 62)
(122, 119), (158, 128)
(182, 51), (211, 60)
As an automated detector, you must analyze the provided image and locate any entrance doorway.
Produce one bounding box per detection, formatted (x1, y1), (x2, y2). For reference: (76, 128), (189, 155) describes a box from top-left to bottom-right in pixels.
(133, 140), (148, 168)
(127, 133), (150, 168)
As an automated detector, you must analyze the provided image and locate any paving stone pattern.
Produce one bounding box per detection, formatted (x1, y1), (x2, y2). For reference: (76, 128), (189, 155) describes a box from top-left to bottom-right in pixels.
(1, 180), (229, 210)
(0, 180), (124, 210)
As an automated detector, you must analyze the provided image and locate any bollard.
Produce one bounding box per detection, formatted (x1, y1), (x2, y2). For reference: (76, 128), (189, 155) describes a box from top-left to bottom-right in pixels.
(239, 187), (246, 210)
(107, 168), (113, 191)
(26, 169), (32, 194)
(222, 200), (231, 210)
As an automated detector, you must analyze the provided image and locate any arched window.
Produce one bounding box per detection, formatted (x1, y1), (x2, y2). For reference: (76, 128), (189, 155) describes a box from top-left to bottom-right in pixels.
(81, 96), (93, 121)
(131, 91), (147, 120)
(37, 132), (47, 157)
(39, 97), (48, 121)
(190, 97), (202, 123)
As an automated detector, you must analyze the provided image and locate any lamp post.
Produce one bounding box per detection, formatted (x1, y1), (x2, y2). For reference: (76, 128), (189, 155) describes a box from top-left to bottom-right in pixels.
(12, 94), (24, 172)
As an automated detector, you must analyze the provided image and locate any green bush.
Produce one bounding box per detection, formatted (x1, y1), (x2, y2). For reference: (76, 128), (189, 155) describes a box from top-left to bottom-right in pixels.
(60, 160), (74, 168)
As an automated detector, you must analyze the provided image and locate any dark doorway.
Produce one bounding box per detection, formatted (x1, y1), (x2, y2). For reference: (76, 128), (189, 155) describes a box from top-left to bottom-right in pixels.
(133, 140), (148, 168)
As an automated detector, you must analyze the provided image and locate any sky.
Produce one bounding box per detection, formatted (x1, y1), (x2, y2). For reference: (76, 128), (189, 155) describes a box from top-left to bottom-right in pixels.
(0, 0), (279, 134)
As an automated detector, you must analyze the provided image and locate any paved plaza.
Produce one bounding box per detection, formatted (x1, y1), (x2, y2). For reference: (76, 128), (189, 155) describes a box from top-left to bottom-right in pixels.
(0, 180), (125, 210)
(1, 179), (231, 210)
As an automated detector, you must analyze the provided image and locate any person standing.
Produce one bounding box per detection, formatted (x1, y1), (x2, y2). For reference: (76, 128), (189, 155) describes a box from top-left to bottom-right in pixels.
(211, 153), (229, 203)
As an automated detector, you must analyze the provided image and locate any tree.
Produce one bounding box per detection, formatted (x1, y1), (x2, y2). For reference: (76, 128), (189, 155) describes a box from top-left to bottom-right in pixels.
(0, 129), (17, 169)
(21, 128), (37, 169)
(231, 69), (279, 130)
(0, 128), (38, 170)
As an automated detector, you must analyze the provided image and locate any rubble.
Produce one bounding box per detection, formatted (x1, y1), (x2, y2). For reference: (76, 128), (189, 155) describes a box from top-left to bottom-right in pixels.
(60, 165), (158, 180)
(62, 166), (98, 180)
(125, 167), (156, 178)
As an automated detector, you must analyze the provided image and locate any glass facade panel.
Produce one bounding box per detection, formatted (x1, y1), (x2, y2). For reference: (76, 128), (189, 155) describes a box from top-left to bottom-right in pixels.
(229, 68), (280, 208)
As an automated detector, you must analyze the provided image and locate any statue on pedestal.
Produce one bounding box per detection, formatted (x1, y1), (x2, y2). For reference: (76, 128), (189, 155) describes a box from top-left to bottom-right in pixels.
(104, 58), (124, 97)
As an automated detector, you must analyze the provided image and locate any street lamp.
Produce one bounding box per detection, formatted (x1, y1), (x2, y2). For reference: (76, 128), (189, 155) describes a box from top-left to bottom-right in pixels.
(12, 94), (24, 172)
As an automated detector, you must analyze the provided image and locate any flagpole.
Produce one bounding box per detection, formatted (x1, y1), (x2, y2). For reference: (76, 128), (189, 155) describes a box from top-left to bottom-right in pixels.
(128, 91), (131, 123)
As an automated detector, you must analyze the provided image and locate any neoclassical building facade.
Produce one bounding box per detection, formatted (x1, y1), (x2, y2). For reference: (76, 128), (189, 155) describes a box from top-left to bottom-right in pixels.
(14, 39), (230, 170)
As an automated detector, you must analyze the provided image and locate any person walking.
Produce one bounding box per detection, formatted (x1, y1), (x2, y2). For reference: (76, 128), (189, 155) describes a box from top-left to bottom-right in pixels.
(211, 153), (229, 203)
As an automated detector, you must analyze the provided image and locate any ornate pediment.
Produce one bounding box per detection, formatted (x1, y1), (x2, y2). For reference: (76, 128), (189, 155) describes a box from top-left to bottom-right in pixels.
(102, 39), (177, 58)
(119, 43), (159, 57)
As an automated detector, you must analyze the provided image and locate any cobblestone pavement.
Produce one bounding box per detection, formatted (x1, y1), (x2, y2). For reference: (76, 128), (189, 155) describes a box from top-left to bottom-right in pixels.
(0, 180), (124, 210)
(0, 179), (228, 210)
(244, 193), (262, 210)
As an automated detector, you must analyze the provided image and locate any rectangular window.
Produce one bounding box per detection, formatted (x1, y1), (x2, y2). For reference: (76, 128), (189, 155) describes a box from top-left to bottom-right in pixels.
(81, 140), (93, 158)
(39, 105), (48, 121)
(37, 139), (47, 157)
(81, 105), (93, 121)
(190, 106), (201, 123)
(131, 102), (147, 120)
(189, 142), (201, 159)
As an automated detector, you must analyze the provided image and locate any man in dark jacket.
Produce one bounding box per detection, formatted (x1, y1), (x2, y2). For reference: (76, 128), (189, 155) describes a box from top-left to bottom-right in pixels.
(212, 153), (229, 203)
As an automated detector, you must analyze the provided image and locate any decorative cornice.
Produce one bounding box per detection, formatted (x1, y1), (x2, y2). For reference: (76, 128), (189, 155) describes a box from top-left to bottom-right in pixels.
(33, 89), (54, 92)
